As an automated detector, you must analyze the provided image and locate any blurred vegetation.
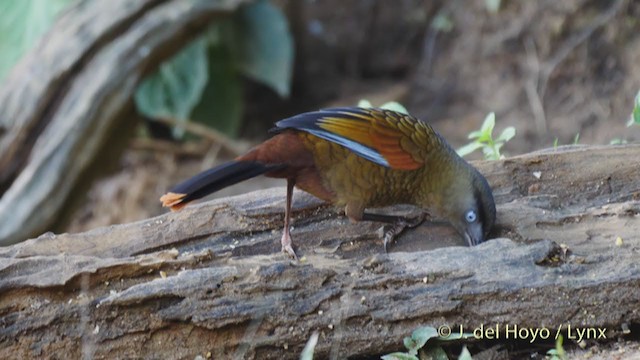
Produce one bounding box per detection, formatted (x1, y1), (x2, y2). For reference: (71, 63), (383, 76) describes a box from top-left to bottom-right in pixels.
(135, 0), (293, 138)
(546, 335), (567, 360)
(382, 326), (474, 360)
(0, 0), (293, 139)
(357, 99), (409, 115)
(457, 113), (516, 160)
(0, 0), (75, 80)
(630, 90), (640, 126)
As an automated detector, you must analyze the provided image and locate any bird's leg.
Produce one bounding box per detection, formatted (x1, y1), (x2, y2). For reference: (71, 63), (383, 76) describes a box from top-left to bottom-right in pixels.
(361, 212), (428, 252)
(281, 178), (298, 260)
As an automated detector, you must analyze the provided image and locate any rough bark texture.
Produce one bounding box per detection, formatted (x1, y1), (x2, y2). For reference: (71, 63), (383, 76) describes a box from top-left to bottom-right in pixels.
(0, 0), (249, 245)
(0, 145), (638, 359)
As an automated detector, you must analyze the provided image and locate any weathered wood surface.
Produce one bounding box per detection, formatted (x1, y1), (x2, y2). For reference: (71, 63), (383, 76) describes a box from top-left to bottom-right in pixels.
(0, 145), (639, 359)
(0, 0), (249, 245)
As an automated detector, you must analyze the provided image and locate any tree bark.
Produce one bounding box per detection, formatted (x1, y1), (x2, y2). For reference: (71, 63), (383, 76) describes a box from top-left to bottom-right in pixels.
(0, 145), (638, 359)
(0, 0), (249, 245)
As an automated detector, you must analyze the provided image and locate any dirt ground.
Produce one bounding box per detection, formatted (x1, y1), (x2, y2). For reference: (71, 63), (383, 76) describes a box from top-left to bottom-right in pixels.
(62, 1), (640, 357)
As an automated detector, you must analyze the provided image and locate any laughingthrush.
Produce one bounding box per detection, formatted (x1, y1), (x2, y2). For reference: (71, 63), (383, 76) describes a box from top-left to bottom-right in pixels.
(161, 107), (496, 258)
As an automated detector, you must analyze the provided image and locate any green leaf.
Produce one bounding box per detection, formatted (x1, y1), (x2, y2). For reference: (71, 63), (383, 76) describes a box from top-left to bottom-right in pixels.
(381, 353), (419, 360)
(458, 346), (473, 360)
(496, 127), (516, 142)
(300, 332), (318, 360)
(467, 130), (483, 139)
(421, 345), (449, 360)
(457, 142), (484, 157)
(358, 100), (410, 115)
(409, 326), (439, 352)
(190, 43), (243, 137)
(134, 36), (209, 137)
(482, 145), (497, 160)
(0, 0), (74, 81)
(231, 0), (293, 97)
(380, 101), (409, 115)
(403, 337), (418, 355)
(358, 99), (373, 108)
(480, 112), (496, 137)
(630, 90), (640, 126)
(554, 334), (566, 360)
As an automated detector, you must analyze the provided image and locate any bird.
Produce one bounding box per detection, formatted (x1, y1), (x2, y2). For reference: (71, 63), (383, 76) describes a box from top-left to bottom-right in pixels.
(160, 107), (496, 259)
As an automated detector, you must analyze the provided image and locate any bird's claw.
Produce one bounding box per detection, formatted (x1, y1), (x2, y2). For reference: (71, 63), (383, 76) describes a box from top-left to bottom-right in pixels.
(281, 231), (299, 260)
(382, 225), (402, 253)
(381, 213), (428, 253)
(281, 244), (298, 260)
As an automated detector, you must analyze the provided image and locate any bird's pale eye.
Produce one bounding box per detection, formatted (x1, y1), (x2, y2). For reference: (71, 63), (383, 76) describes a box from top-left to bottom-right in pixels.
(465, 210), (477, 223)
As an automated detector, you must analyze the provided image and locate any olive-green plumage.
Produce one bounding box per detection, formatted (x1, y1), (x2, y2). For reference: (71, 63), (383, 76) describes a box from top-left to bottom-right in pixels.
(161, 107), (496, 257)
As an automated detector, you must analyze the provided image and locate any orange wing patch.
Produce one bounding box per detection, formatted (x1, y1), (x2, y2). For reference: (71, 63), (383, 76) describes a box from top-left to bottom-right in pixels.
(317, 116), (375, 148)
(372, 135), (422, 170)
(318, 113), (422, 170)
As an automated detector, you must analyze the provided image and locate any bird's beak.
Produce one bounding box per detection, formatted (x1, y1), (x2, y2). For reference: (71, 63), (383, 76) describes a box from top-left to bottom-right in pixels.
(464, 224), (484, 246)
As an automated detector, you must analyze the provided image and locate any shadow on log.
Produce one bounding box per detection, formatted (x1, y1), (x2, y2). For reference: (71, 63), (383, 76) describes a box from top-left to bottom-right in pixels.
(0, 145), (639, 359)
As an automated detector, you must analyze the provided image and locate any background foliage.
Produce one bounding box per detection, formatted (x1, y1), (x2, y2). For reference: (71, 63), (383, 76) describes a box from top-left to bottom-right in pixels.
(134, 0), (293, 138)
(0, 0), (74, 80)
(0, 0), (293, 139)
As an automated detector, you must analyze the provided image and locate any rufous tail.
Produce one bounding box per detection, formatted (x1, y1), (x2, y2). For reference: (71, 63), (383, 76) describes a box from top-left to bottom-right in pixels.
(160, 161), (284, 211)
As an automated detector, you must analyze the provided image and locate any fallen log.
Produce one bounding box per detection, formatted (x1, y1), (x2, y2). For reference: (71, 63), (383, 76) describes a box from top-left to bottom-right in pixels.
(0, 144), (639, 359)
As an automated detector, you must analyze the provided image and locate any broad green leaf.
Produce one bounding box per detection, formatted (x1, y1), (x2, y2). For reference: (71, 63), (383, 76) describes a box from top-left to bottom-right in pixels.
(457, 142), (484, 157)
(403, 337), (418, 355)
(231, 0), (293, 97)
(410, 326), (439, 350)
(380, 353), (419, 360)
(134, 36), (208, 137)
(0, 0), (74, 81)
(190, 44), (243, 137)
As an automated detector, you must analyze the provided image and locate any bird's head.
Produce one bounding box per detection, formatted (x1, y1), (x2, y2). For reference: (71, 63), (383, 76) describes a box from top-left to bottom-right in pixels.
(440, 166), (496, 246)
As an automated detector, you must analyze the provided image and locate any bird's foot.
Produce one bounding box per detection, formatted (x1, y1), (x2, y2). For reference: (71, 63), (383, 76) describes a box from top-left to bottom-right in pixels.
(281, 232), (298, 260)
(282, 244), (298, 260)
(381, 213), (427, 253)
